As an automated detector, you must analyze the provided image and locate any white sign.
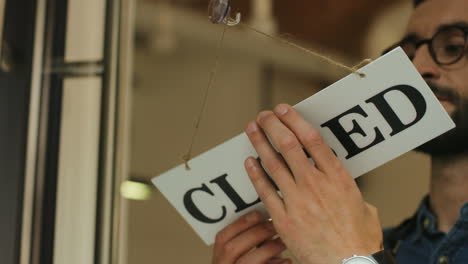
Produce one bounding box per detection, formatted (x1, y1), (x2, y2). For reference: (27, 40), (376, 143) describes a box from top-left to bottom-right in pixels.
(152, 48), (455, 245)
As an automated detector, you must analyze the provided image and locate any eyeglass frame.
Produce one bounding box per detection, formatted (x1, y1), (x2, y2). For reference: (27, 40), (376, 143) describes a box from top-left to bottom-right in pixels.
(383, 24), (468, 66)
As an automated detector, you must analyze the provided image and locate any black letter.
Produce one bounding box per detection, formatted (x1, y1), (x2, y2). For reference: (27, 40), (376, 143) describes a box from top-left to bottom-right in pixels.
(365, 85), (427, 136)
(183, 184), (226, 223)
(321, 105), (385, 159)
(210, 174), (261, 213)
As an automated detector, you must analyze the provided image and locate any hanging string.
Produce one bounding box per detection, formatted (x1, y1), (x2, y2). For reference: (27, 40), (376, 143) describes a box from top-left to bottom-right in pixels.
(182, 16), (373, 170)
(352, 58), (373, 71)
(182, 24), (228, 170)
(240, 23), (370, 78)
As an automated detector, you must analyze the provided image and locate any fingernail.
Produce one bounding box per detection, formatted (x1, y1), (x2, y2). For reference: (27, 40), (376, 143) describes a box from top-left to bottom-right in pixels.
(275, 104), (288, 115)
(245, 158), (256, 169)
(246, 122), (257, 133)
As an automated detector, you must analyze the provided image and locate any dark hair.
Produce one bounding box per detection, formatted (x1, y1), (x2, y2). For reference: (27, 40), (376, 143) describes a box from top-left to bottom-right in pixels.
(414, 0), (426, 7)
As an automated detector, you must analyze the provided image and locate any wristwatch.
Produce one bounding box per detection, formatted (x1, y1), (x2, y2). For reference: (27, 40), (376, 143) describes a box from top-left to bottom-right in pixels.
(342, 250), (397, 264)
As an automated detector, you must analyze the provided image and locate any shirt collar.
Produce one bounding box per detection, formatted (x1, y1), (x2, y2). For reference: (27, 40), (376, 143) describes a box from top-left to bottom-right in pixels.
(415, 196), (441, 237)
(458, 200), (468, 224)
(414, 195), (468, 238)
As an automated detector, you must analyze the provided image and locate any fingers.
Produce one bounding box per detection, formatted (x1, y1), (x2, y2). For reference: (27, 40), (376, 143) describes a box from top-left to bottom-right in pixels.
(237, 237), (289, 264)
(214, 211), (263, 249)
(245, 121), (296, 196)
(255, 111), (317, 182)
(224, 222), (277, 262)
(245, 157), (285, 218)
(213, 212), (283, 264)
(267, 256), (293, 264)
(273, 104), (343, 175)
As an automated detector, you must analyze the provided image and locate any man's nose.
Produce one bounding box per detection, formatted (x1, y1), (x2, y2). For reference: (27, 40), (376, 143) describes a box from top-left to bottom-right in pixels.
(412, 45), (441, 81)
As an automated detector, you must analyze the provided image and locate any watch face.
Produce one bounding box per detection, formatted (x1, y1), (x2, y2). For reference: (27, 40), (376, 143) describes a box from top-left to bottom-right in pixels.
(344, 256), (377, 264)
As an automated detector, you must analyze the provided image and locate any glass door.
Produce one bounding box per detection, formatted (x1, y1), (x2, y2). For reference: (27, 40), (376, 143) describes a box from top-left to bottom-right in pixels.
(0, 0), (126, 263)
(0, 0), (38, 264)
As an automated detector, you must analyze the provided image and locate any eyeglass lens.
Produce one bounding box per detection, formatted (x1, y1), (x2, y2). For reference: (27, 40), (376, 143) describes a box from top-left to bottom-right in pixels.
(433, 27), (466, 64)
(400, 27), (467, 65)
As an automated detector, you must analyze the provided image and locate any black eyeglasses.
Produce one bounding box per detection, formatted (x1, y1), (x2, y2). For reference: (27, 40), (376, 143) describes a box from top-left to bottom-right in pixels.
(383, 25), (468, 65)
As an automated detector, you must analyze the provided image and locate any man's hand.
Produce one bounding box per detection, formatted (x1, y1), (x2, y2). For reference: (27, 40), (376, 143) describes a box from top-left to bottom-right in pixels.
(244, 104), (383, 264)
(212, 211), (292, 264)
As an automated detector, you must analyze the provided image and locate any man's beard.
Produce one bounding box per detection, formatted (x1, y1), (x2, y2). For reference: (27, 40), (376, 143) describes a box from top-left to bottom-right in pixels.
(415, 82), (468, 156)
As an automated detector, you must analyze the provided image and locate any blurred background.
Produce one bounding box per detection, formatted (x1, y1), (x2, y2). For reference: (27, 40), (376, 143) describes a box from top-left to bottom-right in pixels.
(0, 0), (430, 263)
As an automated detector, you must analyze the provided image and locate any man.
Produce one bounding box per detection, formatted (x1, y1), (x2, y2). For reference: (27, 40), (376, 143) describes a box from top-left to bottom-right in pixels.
(211, 0), (468, 263)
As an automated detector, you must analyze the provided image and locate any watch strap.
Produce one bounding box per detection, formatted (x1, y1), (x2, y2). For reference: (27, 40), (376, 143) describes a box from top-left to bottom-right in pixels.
(371, 250), (398, 264)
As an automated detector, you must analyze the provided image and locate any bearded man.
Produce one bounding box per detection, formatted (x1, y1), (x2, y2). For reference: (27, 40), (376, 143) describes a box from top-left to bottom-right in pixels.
(211, 1), (468, 263)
